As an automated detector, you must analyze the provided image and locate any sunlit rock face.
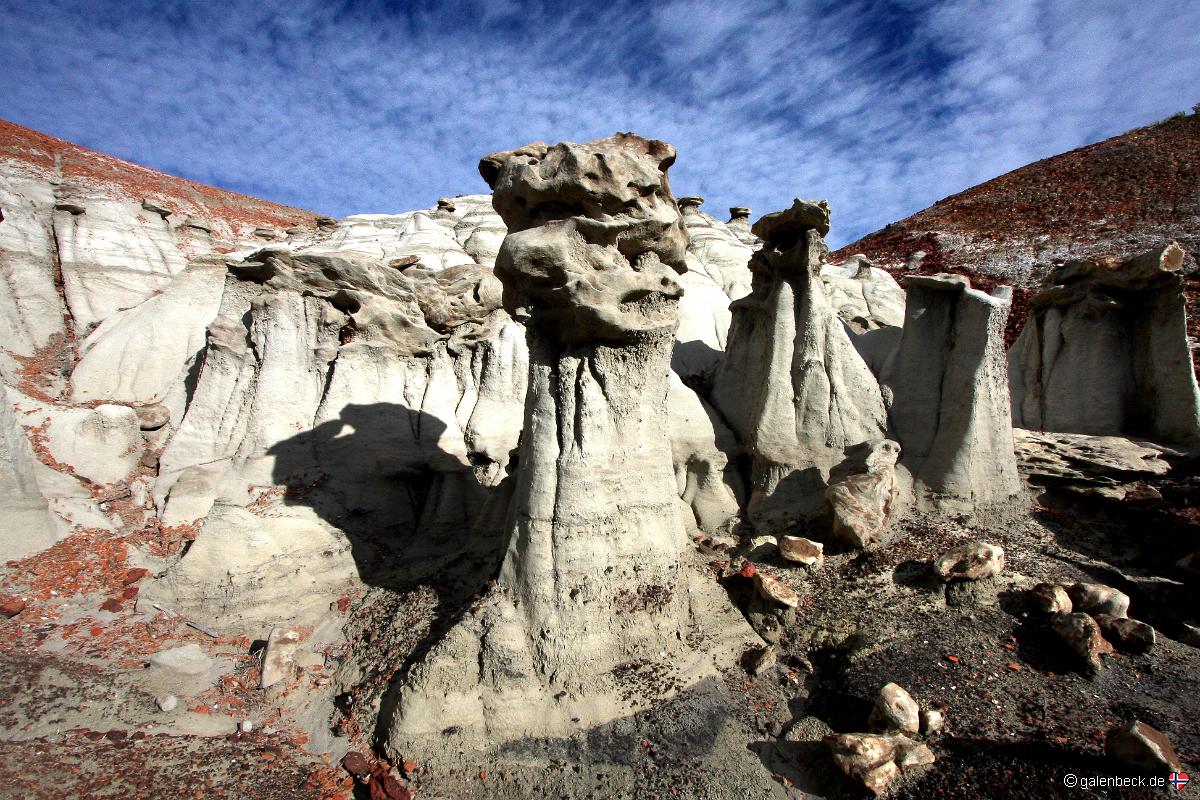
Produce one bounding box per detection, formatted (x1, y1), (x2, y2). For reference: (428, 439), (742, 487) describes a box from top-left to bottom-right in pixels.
(881, 274), (1022, 512)
(484, 133), (688, 343)
(712, 199), (890, 528)
(387, 133), (748, 750)
(1009, 243), (1200, 445)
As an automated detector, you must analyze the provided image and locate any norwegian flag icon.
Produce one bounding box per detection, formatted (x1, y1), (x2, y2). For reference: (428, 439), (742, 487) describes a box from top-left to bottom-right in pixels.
(1169, 772), (1190, 791)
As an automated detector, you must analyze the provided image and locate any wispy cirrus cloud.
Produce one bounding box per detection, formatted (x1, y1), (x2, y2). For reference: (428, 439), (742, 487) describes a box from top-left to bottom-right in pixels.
(2, 0), (1197, 246)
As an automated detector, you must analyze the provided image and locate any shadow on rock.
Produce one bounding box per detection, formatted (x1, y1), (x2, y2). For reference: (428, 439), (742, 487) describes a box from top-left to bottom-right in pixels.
(266, 401), (514, 738)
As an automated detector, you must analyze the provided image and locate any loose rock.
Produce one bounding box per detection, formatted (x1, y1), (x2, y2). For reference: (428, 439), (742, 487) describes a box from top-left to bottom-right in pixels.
(778, 535), (823, 567)
(919, 708), (944, 734)
(825, 733), (899, 795)
(1066, 582), (1130, 618)
(341, 750), (371, 779)
(868, 682), (920, 734)
(1028, 582), (1072, 614)
(0, 597), (27, 618)
(261, 626), (302, 688)
(893, 735), (936, 769)
(754, 573), (799, 608)
(155, 695), (178, 712)
(933, 541), (1005, 582)
(1094, 614), (1155, 653)
(1105, 720), (1182, 773)
(1051, 612), (1113, 672)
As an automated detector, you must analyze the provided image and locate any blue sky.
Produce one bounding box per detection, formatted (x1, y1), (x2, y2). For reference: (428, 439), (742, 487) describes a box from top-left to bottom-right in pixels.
(3, 0), (1198, 247)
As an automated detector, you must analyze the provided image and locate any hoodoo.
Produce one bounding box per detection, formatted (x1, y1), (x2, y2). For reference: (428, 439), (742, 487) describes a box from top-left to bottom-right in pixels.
(881, 274), (1022, 511)
(712, 198), (890, 528)
(386, 133), (747, 749)
(1009, 243), (1200, 445)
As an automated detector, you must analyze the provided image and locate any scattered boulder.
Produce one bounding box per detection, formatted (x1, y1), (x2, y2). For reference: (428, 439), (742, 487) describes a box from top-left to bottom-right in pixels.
(754, 573), (800, 608)
(148, 644), (213, 677)
(1051, 612), (1113, 672)
(261, 626), (302, 689)
(826, 731), (935, 795)
(1094, 614), (1155, 653)
(933, 541), (1005, 582)
(1105, 720), (1182, 773)
(778, 535), (823, 567)
(827, 439), (902, 549)
(825, 733), (900, 795)
(1066, 582), (1130, 618)
(1028, 582), (1072, 614)
(868, 682), (920, 734)
(155, 694), (178, 712)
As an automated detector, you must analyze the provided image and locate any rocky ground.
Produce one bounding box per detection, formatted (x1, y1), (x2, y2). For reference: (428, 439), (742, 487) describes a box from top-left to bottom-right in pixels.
(2, 473), (1196, 798)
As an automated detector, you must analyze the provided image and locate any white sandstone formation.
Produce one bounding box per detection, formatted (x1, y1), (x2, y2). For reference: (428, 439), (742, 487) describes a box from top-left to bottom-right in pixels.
(0, 171), (67, 384)
(823, 254), (906, 332)
(387, 134), (751, 749)
(1009, 243), (1200, 445)
(881, 274), (1022, 512)
(143, 503), (357, 635)
(0, 381), (57, 559)
(713, 199), (889, 527)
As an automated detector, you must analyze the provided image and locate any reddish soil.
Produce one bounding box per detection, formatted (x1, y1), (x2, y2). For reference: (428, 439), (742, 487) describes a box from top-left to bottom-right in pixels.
(832, 113), (1200, 283)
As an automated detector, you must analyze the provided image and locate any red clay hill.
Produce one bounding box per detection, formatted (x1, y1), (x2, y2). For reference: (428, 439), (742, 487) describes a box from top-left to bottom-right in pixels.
(0, 118), (322, 239)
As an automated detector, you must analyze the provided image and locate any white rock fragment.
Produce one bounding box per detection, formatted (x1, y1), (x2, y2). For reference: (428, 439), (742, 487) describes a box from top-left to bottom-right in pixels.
(869, 682), (920, 734)
(754, 573), (800, 608)
(919, 708), (944, 734)
(933, 541), (1005, 582)
(261, 626), (302, 689)
(148, 644), (213, 677)
(778, 535), (824, 566)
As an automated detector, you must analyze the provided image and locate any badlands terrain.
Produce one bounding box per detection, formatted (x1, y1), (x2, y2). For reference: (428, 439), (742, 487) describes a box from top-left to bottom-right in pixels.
(0, 112), (1198, 799)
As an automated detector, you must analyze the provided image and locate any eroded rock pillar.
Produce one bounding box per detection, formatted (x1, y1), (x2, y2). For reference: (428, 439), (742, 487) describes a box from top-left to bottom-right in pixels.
(882, 275), (1021, 511)
(712, 199), (889, 528)
(387, 133), (744, 750)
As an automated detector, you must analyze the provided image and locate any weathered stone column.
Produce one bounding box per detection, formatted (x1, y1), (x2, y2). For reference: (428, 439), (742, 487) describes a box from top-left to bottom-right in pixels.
(387, 134), (745, 750)
(882, 274), (1022, 511)
(712, 199), (889, 528)
(1009, 243), (1200, 445)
